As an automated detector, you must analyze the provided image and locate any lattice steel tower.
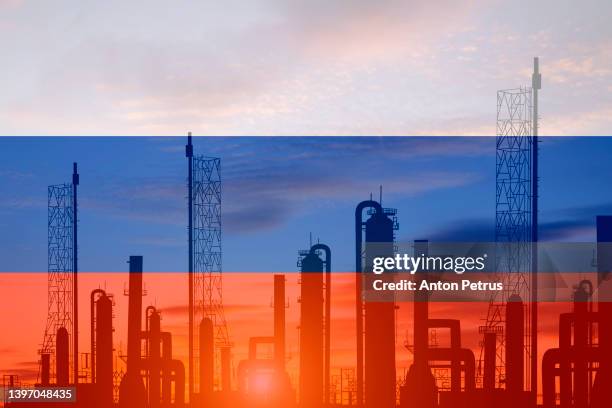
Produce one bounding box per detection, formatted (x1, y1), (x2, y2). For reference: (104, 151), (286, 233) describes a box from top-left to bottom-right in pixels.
(40, 163), (79, 385)
(187, 134), (231, 400)
(479, 58), (540, 399)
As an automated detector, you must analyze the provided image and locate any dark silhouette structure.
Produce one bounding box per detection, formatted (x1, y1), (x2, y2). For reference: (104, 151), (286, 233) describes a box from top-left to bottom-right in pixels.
(356, 200), (397, 408)
(91, 289), (113, 408)
(119, 256), (147, 408)
(236, 275), (294, 407)
(298, 243), (331, 408)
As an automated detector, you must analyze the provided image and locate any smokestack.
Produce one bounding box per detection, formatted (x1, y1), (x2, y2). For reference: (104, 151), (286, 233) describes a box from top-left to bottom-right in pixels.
(363, 204), (395, 408)
(119, 256), (147, 408)
(41, 353), (50, 386)
(299, 253), (324, 408)
(355, 200), (385, 407)
(127, 256), (143, 373)
(56, 327), (69, 386)
(506, 294), (524, 394)
(149, 309), (162, 408)
(96, 293), (113, 407)
(199, 317), (214, 401)
(72, 162), (79, 385)
(483, 332), (496, 391)
(591, 216), (612, 408)
(186, 132), (195, 403)
(274, 275), (285, 370)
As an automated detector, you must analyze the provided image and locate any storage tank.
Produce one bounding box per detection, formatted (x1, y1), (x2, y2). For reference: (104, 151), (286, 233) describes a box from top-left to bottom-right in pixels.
(356, 200), (397, 408)
(56, 327), (69, 386)
(95, 292), (113, 407)
(299, 248), (325, 407)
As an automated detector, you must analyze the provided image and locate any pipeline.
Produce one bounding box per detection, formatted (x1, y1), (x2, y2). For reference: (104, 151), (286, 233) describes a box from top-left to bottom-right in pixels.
(542, 281), (599, 408)
(90, 289), (106, 384)
(428, 319), (462, 393)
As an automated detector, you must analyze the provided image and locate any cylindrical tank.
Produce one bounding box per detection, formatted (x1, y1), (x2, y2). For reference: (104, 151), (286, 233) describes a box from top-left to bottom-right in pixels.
(483, 332), (497, 391)
(274, 275), (286, 371)
(505, 294), (524, 394)
(119, 255), (147, 408)
(363, 209), (396, 408)
(41, 353), (50, 386)
(200, 317), (214, 400)
(56, 327), (69, 386)
(299, 251), (324, 408)
(96, 293), (114, 407)
(149, 309), (162, 408)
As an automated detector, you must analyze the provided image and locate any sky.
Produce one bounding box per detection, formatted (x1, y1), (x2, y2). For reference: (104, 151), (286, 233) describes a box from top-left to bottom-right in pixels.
(1, 0), (611, 135)
(1, 0), (612, 396)
(2, 136), (612, 274)
(1, 136), (612, 389)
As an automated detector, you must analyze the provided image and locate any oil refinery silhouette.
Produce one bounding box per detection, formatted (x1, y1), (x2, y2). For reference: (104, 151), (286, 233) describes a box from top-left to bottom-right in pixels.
(3, 58), (612, 408)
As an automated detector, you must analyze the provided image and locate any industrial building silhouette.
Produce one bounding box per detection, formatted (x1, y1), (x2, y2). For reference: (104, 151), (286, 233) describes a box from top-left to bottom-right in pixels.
(3, 59), (612, 408)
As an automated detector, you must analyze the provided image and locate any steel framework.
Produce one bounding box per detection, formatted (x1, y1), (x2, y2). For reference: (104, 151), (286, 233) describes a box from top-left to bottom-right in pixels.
(479, 87), (534, 391)
(192, 155), (230, 391)
(40, 183), (74, 384)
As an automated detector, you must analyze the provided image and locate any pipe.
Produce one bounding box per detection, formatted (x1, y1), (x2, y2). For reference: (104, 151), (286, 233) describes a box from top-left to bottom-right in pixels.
(140, 358), (186, 405)
(90, 289), (106, 384)
(427, 319), (461, 393)
(72, 162), (79, 385)
(573, 284), (590, 408)
(531, 57), (541, 403)
(558, 310), (600, 407)
(543, 347), (601, 408)
(310, 244), (331, 406)
(166, 359), (185, 405)
(249, 336), (274, 360)
(426, 347), (476, 391)
(149, 309), (162, 408)
(355, 200), (383, 407)
(542, 348), (560, 408)
(186, 132), (194, 403)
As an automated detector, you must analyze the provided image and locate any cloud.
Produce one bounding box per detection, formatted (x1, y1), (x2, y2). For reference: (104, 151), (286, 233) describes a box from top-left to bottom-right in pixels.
(77, 138), (486, 234)
(422, 201), (612, 243)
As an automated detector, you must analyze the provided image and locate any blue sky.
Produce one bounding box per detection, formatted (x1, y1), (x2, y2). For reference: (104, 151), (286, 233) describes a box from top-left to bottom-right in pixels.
(1, 136), (612, 273)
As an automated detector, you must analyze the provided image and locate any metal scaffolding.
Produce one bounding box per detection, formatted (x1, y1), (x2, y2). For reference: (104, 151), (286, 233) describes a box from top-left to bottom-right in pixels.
(40, 183), (74, 384)
(479, 86), (534, 391)
(191, 154), (230, 392)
